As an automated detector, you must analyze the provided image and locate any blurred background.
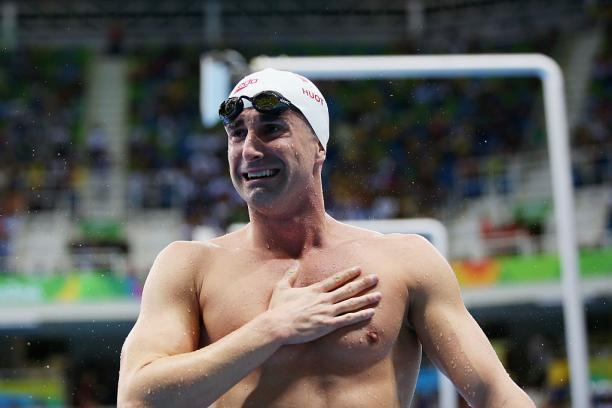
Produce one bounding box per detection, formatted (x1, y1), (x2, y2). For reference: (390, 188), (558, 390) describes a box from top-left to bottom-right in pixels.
(0, 0), (610, 406)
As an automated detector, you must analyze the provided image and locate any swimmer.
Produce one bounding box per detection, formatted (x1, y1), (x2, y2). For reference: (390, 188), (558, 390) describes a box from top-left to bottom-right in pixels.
(117, 69), (535, 407)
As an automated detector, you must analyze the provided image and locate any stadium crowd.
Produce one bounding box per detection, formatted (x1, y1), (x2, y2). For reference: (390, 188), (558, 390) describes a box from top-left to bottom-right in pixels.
(0, 49), (89, 271)
(1, 20), (611, 268)
(123, 36), (559, 234)
(573, 12), (612, 186)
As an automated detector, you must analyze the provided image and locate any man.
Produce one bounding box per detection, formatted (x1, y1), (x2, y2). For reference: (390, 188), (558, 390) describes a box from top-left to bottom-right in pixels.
(118, 69), (535, 407)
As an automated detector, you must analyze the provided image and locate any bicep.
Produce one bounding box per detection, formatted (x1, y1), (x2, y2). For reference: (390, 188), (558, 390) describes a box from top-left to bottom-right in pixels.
(120, 242), (202, 377)
(407, 238), (510, 401)
(412, 293), (504, 399)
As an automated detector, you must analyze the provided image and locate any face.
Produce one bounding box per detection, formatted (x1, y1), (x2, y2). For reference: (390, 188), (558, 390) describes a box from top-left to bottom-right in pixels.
(225, 108), (325, 214)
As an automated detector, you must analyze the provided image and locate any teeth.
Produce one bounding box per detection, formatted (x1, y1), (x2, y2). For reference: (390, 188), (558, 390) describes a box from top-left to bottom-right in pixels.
(247, 169), (275, 179)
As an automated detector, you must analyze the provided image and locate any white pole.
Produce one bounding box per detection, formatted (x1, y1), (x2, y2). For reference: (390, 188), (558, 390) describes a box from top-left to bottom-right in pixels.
(540, 59), (591, 408)
(250, 54), (590, 408)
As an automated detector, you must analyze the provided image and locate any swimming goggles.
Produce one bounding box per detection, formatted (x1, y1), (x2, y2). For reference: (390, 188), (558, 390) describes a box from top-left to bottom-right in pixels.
(218, 90), (300, 125)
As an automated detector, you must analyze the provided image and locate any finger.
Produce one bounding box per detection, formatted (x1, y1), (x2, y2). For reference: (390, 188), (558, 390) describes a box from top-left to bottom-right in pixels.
(328, 308), (376, 329)
(333, 292), (381, 315)
(316, 266), (361, 292)
(279, 261), (300, 288)
(328, 274), (378, 302)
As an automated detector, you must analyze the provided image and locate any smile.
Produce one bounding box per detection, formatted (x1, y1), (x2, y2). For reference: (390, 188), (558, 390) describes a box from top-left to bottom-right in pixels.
(243, 169), (280, 180)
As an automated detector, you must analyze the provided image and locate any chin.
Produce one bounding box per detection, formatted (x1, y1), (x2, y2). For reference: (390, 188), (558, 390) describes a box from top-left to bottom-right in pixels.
(244, 189), (283, 209)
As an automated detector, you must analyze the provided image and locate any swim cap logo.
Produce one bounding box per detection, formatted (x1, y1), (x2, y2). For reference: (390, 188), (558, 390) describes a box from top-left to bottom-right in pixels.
(233, 78), (258, 93)
(302, 88), (324, 105)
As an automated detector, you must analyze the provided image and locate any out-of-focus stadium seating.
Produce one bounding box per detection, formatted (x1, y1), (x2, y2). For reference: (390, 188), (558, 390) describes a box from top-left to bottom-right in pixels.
(123, 38), (553, 223)
(0, 49), (90, 272)
(127, 48), (245, 234)
(118, 24), (612, 263)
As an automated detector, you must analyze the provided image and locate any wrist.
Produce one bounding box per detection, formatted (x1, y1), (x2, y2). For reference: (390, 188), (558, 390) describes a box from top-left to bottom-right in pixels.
(253, 310), (291, 347)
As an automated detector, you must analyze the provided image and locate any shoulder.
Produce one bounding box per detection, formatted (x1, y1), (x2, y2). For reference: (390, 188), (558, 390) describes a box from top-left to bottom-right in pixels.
(155, 239), (220, 265)
(331, 219), (441, 262)
(383, 233), (447, 270)
(357, 233), (455, 292)
(352, 231), (438, 259)
(146, 240), (222, 292)
(331, 219), (436, 254)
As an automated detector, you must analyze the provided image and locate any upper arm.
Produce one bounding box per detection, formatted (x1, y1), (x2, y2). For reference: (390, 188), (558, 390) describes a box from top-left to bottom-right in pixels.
(404, 236), (523, 406)
(119, 241), (203, 385)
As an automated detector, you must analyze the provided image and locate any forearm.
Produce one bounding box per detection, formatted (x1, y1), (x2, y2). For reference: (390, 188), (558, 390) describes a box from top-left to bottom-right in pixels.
(119, 313), (284, 407)
(468, 375), (535, 408)
(487, 381), (535, 408)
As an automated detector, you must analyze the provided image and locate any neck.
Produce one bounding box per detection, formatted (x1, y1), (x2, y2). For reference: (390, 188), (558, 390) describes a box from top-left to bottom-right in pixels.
(247, 192), (329, 258)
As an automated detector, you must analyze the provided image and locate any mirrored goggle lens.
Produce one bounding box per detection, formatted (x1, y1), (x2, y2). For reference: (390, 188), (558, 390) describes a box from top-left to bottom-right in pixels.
(219, 98), (242, 120)
(252, 92), (284, 111)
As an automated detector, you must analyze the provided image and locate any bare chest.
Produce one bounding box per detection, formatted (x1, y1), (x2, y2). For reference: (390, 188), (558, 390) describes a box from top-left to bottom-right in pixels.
(200, 248), (410, 370)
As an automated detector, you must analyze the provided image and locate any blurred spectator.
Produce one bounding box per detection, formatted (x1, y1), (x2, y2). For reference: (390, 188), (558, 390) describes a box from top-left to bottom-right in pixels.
(0, 48), (88, 213)
(86, 123), (111, 171)
(0, 218), (9, 272)
(107, 23), (124, 56)
(0, 48), (88, 272)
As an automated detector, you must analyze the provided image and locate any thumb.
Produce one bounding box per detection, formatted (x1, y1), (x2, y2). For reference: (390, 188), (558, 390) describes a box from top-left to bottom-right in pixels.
(282, 261), (300, 287)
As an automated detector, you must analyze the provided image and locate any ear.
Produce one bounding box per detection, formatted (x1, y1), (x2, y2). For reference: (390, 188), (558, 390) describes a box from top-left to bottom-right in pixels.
(315, 143), (326, 164)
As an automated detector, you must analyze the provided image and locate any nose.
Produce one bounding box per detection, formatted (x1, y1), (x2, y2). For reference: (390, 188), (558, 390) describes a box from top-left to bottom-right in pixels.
(242, 130), (264, 162)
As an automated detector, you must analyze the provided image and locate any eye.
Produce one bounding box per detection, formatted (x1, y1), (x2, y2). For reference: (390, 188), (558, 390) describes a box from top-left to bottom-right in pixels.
(229, 128), (247, 141)
(264, 124), (283, 134)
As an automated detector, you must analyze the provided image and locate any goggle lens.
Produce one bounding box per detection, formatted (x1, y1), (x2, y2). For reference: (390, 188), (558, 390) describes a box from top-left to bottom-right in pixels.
(219, 98), (242, 122)
(252, 92), (283, 110)
(219, 91), (292, 124)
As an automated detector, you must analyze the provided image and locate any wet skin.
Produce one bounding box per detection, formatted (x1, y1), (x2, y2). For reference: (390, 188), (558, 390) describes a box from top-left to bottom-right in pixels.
(203, 227), (422, 407)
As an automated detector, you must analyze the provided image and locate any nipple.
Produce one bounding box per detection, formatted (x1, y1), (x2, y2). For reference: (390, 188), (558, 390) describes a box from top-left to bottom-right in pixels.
(366, 331), (379, 345)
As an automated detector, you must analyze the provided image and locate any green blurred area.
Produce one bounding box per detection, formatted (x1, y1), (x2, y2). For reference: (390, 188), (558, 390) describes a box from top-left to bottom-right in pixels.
(498, 247), (612, 283)
(0, 376), (65, 407)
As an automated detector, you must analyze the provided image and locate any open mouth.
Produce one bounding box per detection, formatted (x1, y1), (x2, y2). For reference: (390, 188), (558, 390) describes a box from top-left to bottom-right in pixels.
(242, 169), (280, 181)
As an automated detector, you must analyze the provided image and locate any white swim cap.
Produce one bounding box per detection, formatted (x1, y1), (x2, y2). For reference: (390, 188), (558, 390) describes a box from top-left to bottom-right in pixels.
(228, 68), (329, 150)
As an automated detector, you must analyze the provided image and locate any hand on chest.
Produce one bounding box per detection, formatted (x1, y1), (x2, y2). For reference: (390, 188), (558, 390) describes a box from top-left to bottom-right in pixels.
(203, 257), (409, 363)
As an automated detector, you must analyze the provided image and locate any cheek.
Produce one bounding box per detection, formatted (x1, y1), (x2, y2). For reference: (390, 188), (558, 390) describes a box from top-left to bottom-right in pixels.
(227, 154), (241, 180)
(227, 147), (240, 164)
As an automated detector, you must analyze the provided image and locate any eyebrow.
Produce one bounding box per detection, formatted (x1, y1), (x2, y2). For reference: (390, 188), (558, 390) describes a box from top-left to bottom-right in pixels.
(225, 120), (242, 131)
(259, 112), (286, 122)
(226, 113), (287, 130)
